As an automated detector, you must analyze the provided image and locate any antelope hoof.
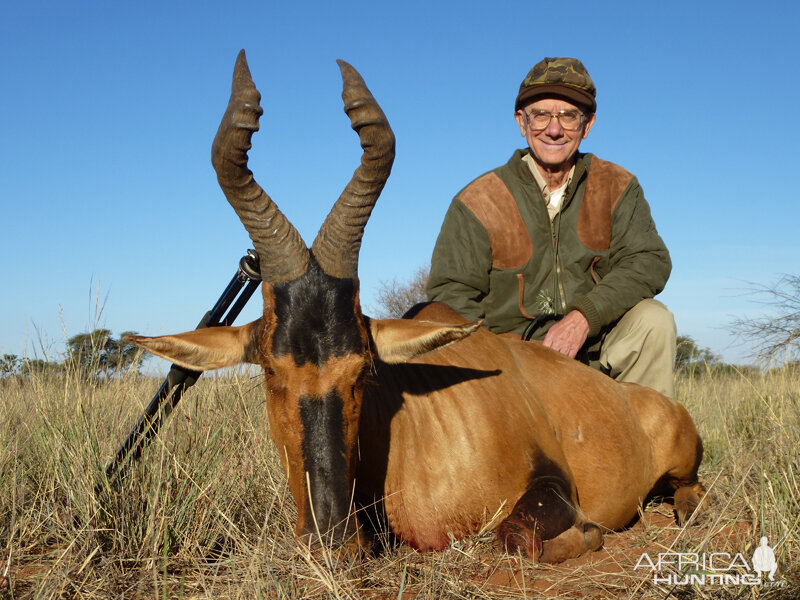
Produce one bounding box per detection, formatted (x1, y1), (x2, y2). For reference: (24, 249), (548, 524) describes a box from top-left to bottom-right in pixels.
(674, 482), (706, 525)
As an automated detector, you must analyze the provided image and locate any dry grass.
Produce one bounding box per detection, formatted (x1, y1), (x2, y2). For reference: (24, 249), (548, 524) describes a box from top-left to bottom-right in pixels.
(1, 364), (798, 599)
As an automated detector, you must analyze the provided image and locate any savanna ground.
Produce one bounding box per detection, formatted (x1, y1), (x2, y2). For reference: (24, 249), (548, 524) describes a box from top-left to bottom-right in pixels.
(1, 364), (799, 599)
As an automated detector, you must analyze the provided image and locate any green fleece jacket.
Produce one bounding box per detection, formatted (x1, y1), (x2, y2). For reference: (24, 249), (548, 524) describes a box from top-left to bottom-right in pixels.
(427, 150), (670, 339)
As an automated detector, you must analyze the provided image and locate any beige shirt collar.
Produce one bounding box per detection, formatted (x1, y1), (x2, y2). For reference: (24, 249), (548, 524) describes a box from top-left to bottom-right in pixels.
(522, 153), (575, 221)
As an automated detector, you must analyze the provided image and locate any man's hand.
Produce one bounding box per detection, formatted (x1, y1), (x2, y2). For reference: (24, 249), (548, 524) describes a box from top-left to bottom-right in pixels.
(542, 310), (590, 358)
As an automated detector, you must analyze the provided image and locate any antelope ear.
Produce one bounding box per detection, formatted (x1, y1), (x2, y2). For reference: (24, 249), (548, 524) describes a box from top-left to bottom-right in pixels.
(366, 317), (481, 364)
(126, 319), (262, 371)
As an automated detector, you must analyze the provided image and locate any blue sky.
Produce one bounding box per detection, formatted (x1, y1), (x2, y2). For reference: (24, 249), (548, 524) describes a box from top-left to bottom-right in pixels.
(1, 0), (798, 366)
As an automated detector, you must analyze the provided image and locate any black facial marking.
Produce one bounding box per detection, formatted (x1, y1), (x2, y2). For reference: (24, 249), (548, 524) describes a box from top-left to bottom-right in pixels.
(299, 390), (351, 536)
(271, 259), (363, 366)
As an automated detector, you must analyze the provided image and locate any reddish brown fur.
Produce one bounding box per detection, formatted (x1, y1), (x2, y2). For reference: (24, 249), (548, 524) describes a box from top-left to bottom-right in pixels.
(266, 353), (367, 538)
(354, 303), (703, 556)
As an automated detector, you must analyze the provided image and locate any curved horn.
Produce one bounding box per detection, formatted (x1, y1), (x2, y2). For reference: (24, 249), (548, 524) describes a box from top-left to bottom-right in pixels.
(212, 50), (309, 284)
(310, 60), (396, 279)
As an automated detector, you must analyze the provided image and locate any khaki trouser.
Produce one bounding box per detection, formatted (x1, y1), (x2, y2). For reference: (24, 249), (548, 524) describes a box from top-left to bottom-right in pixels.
(590, 299), (677, 398)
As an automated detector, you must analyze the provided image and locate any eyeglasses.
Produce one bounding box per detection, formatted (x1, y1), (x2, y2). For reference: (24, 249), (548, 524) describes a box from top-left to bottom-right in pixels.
(524, 109), (585, 131)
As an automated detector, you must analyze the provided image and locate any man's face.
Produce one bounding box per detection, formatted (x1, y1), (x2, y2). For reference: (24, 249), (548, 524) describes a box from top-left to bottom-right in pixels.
(514, 98), (596, 170)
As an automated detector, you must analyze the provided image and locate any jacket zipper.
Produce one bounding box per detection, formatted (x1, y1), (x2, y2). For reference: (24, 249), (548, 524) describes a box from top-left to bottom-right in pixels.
(551, 212), (567, 314)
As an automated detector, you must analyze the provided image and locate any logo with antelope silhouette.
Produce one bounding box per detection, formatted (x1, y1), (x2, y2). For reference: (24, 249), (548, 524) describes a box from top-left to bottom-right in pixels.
(634, 536), (786, 587)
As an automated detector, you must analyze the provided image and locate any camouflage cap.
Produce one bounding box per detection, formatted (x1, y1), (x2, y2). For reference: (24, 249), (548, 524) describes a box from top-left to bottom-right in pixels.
(515, 57), (596, 113)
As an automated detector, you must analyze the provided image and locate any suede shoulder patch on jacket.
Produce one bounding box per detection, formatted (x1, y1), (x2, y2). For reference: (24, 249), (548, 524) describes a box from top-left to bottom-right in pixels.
(457, 172), (533, 270)
(578, 157), (634, 250)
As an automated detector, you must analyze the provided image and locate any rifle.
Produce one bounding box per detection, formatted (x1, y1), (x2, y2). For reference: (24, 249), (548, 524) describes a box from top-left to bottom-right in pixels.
(105, 249), (262, 484)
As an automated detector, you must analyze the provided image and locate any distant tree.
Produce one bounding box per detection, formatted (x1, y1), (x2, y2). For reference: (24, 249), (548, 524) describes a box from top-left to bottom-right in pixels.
(730, 274), (800, 365)
(20, 358), (65, 376)
(66, 329), (145, 376)
(675, 335), (719, 374)
(1, 354), (20, 377)
(373, 267), (429, 318)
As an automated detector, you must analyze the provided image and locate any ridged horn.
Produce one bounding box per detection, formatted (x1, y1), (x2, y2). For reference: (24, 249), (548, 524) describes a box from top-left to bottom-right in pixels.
(310, 60), (395, 279)
(211, 50), (309, 284)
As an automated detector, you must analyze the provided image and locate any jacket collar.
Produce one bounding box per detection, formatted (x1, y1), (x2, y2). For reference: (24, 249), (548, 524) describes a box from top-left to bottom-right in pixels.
(510, 149), (591, 211)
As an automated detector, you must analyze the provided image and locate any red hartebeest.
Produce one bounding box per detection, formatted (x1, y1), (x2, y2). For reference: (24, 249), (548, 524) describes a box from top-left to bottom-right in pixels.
(128, 51), (705, 562)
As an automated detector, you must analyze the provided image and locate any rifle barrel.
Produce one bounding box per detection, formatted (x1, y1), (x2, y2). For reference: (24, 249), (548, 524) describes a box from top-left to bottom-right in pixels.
(104, 250), (261, 483)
